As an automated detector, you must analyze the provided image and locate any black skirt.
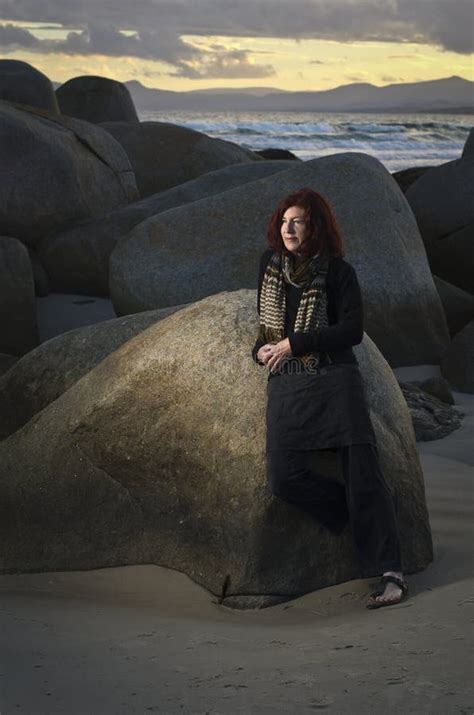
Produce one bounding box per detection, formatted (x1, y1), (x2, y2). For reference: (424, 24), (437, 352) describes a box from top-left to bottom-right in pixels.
(266, 363), (376, 452)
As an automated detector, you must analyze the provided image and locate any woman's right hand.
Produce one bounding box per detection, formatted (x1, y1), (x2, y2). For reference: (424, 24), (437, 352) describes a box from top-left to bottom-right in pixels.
(257, 344), (273, 365)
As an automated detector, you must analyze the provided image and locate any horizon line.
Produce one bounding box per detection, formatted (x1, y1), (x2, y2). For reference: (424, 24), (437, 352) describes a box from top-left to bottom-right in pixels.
(53, 73), (471, 93)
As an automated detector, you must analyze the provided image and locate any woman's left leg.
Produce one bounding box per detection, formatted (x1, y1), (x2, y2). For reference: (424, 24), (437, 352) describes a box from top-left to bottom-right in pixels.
(338, 442), (403, 578)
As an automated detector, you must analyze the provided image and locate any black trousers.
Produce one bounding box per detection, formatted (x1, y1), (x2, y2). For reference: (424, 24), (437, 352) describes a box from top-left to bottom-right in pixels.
(267, 443), (402, 577)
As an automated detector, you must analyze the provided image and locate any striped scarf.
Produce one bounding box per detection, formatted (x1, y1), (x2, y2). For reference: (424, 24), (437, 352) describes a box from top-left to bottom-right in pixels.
(257, 251), (329, 368)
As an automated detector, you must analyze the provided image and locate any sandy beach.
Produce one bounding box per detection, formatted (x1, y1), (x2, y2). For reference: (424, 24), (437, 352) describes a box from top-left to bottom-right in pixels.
(0, 349), (472, 713)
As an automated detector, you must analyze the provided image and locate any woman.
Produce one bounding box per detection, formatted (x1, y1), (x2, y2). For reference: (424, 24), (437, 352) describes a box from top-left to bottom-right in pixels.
(251, 187), (407, 609)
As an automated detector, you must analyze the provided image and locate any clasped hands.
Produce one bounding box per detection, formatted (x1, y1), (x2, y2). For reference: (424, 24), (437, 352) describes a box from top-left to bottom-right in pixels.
(257, 338), (293, 374)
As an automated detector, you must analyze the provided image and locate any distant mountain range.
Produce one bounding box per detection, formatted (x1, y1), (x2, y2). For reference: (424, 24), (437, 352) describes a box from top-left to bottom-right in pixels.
(122, 76), (473, 114)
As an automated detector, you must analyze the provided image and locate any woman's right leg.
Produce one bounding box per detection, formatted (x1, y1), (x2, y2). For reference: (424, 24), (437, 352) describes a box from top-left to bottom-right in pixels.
(266, 449), (349, 533)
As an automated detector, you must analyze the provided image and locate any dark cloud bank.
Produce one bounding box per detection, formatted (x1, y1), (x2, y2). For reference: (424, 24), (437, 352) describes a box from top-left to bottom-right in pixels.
(0, 1), (472, 79)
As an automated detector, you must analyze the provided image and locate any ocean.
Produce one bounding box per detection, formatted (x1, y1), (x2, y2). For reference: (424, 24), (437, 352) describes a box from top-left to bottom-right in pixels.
(139, 110), (473, 173)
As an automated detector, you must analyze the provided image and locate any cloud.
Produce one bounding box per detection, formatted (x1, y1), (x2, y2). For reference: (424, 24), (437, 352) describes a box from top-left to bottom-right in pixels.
(397, 0), (474, 55)
(142, 68), (163, 78)
(0, 22), (39, 48)
(9, 24), (199, 64)
(0, 21), (276, 79)
(0, 0), (472, 66)
(172, 48), (275, 79)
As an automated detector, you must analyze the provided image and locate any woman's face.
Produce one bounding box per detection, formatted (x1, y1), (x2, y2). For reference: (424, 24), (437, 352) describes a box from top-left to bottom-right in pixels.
(281, 205), (308, 256)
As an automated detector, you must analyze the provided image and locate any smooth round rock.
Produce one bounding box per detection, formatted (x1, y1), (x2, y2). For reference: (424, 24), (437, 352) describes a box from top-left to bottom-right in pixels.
(56, 75), (139, 124)
(0, 290), (433, 600)
(426, 222), (474, 295)
(39, 160), (293, 296)
(0, 101), (139, 245)
(0, 304), (186, 439)
(405, 156), (474, 293)
(433, 275), (474, 336)
(257, 148), (301, 161)
(391, 166), (433, 193)
(0, 59), (59, 114)
(100, 121), (260, 197)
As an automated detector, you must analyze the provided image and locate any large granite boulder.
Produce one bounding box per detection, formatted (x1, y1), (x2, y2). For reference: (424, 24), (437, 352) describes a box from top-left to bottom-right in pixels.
(441, 320), (474, 393)
(0, 304), (186, 439)
(462, 128), (474, 158)
(110, 152), (449, 367)
(0, 237), (38, 355)
(38, 161), (292, 296)
(424, 222), (473, 296)
(0, 101), (139, 246)
(257, 148), (301, 161)
(391, 166), (433, 194)
(100, 121), (260, 197)
(433, 275), (474, 337)
(0, 59), (59, 114)
(56, 76), (139, 124)
(0, 290), (433, 604)
(405, 156), (474, 293)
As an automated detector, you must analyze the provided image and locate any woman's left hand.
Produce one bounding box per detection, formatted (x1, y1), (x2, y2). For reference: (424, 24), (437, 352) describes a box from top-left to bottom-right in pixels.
(266, 338), (293, 373)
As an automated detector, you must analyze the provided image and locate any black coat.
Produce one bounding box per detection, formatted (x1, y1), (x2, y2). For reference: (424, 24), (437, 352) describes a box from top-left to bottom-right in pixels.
(251, 250), (376, 452)
(251, 249), (364, 370)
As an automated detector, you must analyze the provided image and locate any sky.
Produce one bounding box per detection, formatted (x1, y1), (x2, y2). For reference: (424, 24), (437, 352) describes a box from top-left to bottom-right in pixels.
(0, 0), (473, 91)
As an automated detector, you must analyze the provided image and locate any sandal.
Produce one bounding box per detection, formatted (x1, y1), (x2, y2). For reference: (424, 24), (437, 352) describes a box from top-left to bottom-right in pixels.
(366, 574), (408, 610)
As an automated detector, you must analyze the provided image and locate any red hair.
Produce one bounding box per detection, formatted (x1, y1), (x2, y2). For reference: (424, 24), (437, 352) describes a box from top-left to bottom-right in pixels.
(266, 188), (345, 258)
